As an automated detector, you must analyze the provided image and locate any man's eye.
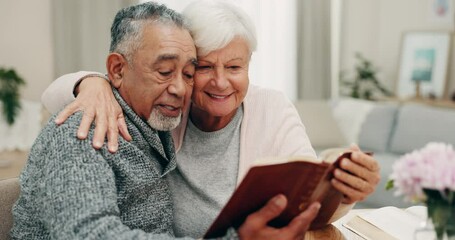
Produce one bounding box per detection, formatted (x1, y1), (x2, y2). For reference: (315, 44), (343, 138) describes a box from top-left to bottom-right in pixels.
(159, 71), (172, 76)
(184, 74), (194, 86)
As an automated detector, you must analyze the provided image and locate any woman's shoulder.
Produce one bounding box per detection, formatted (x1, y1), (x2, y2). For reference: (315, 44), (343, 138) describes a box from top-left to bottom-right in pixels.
(245, 84), (292, 109)
(246, 84), (285, 97)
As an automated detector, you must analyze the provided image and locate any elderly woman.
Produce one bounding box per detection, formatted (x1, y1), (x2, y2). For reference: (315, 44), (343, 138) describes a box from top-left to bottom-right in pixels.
(42, 0), (380, 238)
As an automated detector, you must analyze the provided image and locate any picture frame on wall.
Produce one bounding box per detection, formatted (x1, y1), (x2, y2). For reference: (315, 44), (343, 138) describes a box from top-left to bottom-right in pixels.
(428, 0), (454, 24)
(397, 31), (452, 99)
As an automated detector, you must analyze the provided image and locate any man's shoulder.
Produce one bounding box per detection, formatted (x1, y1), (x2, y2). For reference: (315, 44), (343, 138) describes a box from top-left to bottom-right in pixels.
(27, 111), (114, 171)
(46, 111), (84, 128)
(32, 111), (96, 153)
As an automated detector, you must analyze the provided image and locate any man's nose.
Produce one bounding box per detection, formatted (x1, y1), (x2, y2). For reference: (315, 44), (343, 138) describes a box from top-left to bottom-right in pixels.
(168, 74), (187, 98)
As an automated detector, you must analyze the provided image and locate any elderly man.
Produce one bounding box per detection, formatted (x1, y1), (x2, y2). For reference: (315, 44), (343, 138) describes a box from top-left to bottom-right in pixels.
(11, 2), (319, 239)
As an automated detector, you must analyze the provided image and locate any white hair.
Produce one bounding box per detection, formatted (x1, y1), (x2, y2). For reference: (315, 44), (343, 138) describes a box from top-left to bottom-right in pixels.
(182, 0), (257, 56)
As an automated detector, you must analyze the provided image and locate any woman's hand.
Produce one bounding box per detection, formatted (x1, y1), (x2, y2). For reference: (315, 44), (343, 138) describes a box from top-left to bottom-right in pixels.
(238, 194), (320, 240)
(54, 77), (132, 153)
(331, 144), (381, 204)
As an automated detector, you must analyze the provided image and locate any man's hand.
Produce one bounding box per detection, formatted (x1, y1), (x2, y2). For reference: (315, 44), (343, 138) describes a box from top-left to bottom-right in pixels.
(331, 144), (381, 204)
(54, 77), (131, 153)
(238, 194), (321, 240)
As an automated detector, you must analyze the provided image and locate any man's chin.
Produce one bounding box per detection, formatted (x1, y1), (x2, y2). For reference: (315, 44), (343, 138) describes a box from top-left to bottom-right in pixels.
(147, 110), (182, 131)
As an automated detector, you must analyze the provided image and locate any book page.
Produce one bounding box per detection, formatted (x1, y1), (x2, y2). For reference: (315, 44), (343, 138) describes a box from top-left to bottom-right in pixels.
(318, 148), (347, 163)
(343, 216), (397, 240)
(357, 206), (426, 240)
(253, 155), (319, 166)
(405, 205), (427, 219)
(253, 147), (346, 166)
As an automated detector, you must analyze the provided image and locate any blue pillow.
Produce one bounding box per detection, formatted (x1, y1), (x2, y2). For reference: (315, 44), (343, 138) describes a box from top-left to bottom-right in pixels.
(389, 103), (455, 154)
(358, 103), (399, 152)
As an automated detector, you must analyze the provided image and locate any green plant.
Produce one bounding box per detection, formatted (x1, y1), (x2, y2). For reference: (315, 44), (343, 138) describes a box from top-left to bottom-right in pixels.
(340, 53), (393, 100)
(0, 68), (26, 125)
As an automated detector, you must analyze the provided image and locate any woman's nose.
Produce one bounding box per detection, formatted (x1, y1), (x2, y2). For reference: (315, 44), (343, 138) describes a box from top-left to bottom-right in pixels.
(211, 67), (229, 89)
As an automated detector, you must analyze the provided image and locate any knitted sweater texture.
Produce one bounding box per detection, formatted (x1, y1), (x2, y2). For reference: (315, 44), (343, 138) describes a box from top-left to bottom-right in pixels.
(11, 90), (194, 239)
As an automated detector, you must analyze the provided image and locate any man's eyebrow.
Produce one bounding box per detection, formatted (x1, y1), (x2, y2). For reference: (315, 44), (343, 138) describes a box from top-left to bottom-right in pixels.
(155, 55), (197, 66)
(157, 54), (179, 62)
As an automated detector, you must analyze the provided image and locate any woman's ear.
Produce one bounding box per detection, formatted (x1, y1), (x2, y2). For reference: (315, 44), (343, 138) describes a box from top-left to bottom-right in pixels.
(106, 53), (126, 88)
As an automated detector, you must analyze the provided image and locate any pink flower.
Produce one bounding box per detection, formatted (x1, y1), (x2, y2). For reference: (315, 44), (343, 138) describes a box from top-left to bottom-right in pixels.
(390, 142), (455, 202)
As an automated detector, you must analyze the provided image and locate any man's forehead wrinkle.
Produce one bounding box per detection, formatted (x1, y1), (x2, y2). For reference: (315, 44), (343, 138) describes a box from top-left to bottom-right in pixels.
(159, 39), (195, 52)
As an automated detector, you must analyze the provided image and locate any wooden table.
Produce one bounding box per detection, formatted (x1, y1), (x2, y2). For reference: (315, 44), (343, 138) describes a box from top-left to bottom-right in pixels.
(305, 209), (369, 240)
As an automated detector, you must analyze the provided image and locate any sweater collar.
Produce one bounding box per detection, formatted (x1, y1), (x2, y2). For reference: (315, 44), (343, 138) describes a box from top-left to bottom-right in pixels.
(112, 88), (176, 176)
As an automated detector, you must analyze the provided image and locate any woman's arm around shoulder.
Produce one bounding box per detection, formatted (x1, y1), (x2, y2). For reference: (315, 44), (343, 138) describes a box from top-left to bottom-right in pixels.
(41, 71), (106, 113)
(41, 71), (130, 152)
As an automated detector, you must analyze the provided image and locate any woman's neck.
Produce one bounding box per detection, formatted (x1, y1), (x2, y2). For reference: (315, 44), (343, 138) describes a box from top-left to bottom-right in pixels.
(189, 105), (237, 132)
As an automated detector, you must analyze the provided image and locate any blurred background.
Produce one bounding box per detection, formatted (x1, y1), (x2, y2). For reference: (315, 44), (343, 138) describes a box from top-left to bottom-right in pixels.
(2, 0), (455, 103)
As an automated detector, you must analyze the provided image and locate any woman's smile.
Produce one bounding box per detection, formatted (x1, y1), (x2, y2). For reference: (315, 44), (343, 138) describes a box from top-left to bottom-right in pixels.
(205, 92), (234, 101)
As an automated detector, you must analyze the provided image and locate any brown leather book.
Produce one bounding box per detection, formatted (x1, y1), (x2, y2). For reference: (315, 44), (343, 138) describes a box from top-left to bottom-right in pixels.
(204, 149), (356, 239)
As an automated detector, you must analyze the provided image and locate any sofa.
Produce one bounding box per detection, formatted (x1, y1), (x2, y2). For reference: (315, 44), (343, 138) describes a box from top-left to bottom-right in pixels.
(293, 98), (455, 208)
(0, 178), (19, 240)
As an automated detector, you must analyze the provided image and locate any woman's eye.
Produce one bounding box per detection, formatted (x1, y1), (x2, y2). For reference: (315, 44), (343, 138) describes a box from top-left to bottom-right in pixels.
(228, 66), (241, 69)
(196, 66), (212, 71)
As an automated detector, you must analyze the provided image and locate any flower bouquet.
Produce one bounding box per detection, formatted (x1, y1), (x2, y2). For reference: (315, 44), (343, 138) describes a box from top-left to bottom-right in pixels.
(387, 142), (455, 240)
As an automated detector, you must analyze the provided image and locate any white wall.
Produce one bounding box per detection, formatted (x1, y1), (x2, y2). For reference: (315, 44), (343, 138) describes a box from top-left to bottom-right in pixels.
(0, 0), (54, 102)
(341, 0), (455, 98)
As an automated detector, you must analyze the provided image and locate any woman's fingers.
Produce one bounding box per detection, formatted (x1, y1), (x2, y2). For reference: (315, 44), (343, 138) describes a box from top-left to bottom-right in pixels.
(118, 114), (132, 142)
(53, 76), (130, 152)
(55, 101), (79, 125)
(333, 150), (381, 204)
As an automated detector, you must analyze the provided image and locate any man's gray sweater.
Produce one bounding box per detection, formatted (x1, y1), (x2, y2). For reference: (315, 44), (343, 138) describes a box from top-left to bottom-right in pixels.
(10, 90), (194, 239)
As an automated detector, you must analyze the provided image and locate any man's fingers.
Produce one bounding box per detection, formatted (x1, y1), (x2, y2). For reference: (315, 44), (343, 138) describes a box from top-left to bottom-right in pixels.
(239, 197), (319, 239)
(284, 202), (321, 237)
(244, 194), (287, 228)
(118, 115), (132, 142)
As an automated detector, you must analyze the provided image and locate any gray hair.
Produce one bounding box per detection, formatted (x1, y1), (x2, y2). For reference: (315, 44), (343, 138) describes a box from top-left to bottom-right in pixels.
(182, 0), (257, 57)
(110, 2), (189, 63)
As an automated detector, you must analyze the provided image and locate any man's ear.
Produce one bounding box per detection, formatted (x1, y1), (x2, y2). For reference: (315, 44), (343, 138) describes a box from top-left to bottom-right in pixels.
(106, 53), (127, 88)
